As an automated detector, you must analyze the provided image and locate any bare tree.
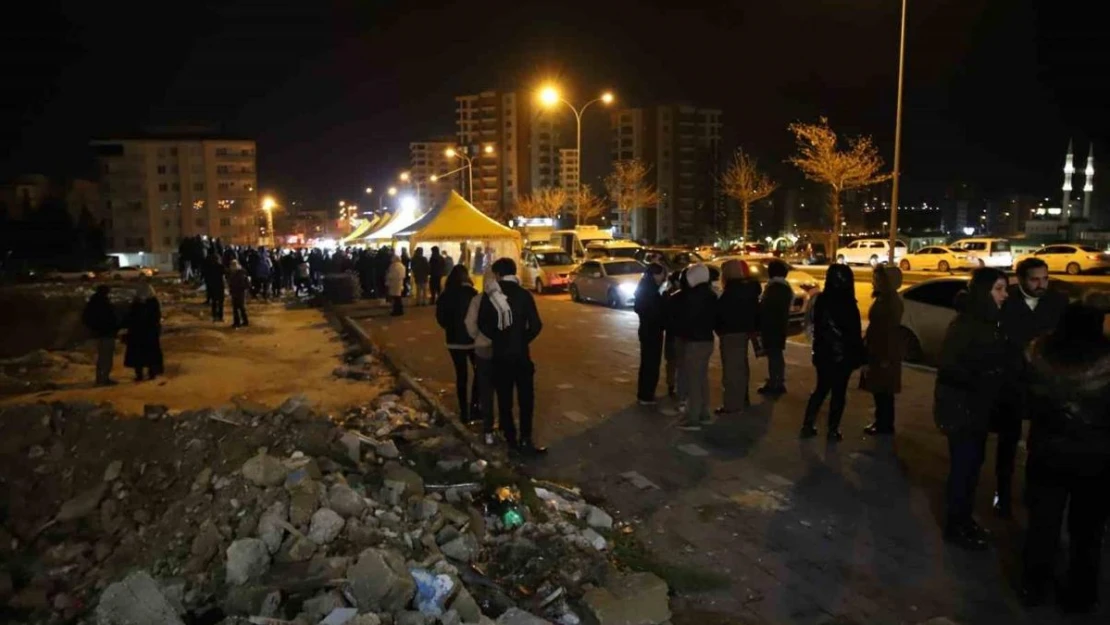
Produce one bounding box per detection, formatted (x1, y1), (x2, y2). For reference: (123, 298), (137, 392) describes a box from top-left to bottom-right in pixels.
(719, 149), (778, 242)
(514, 187), (570, 238)
(605, 159), (659, 237)
(788, 117), (890, 252)
(575, 185), (609, 225)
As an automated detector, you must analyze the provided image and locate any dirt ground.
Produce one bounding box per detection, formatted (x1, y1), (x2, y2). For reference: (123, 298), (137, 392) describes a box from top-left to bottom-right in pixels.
(0, 285), (386, 416)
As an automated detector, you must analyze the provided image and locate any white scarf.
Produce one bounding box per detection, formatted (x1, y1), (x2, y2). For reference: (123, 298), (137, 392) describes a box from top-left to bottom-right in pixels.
(487, 276), (516, 330)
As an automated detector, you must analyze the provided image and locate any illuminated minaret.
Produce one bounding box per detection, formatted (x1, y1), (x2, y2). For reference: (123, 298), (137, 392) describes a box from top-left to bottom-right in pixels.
(1082, 144), (1094, 219)
(1062, 139), (1075, 221)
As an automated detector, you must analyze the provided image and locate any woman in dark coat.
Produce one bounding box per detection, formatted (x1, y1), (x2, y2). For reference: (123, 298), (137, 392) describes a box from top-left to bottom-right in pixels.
(801, 264), (864, 440)
(715, 259), (761, 413)
(633, 263), (668, 404)
(436, 264), (480, 423)
(862, 265), (904, 435)
(758, 260), (793, 396)
(1021, 298), (1110, 611)
(124, 282), (164, 381)
(933, 267), (1010, 550)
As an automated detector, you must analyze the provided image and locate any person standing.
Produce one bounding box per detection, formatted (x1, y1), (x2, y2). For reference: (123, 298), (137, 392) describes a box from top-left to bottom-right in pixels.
(124, 283), (164, 381)
(386, 254), (406, 316)
(228, 259), (251, 328)
(662, 270), (684, 399)
(270, 251), (283, 298)
(633, 263), (667, 405)
(1020, 298), (1110, 612)
(933, 268), (1010, 550)
(801, 264), (864, 441)
(675, 264), (717, 431)
(400, 248), (412, 297)
(862, 266), (904, 435)
(202, 251), (226, 322)
(715, 259), (761, 415)
(428, 246), (445, 305)
(758, 260), (792, 396)
(993, 257), (1066, 517)
(478, 258), (544, 455)
(466, 268), (499, 445)
(82, 285), (118, 386)
(437, 265), (480, 423)
(410, 247), (430, 306)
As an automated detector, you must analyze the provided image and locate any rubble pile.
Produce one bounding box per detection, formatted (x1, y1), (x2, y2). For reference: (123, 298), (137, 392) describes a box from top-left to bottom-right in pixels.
(0, 361), (671, 624)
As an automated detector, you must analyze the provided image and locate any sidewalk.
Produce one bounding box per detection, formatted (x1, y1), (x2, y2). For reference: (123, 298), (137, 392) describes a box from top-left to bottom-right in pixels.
(343, 294), (1109, 625)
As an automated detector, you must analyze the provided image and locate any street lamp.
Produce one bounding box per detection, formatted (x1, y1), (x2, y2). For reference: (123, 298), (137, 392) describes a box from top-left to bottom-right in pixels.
(446, 146), (495, 203)
(261, 196), (277, 248)
(379, 186), (398, 211)
(365, 187), (373, 194)
(888, 0), (908, 263)
(538, 85), (615, 224)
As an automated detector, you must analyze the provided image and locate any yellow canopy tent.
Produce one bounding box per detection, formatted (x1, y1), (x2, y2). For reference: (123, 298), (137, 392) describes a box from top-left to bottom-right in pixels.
(395, 190), (521, 276)
(339, 215), (380, 245)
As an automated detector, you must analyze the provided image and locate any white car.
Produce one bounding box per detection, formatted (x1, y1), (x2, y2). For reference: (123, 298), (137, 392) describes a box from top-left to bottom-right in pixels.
(835, 239), (907, 266)
(708, 255), (817, 320)
(898, 277), (970, 364)
(1014, 244), (1110, 275)
(568, 259), (645, 308)
(951, 238), (1013, 269)
(897, 246), (976, 272)
(520, 246), (577, 293)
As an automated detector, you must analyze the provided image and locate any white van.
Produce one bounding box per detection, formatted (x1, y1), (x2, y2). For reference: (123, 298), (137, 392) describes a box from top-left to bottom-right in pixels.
(950, 238), (1013, 269)
(835, 239), (907, 266)
(585, 240), (642, 259)
(548, 226), (614, 261)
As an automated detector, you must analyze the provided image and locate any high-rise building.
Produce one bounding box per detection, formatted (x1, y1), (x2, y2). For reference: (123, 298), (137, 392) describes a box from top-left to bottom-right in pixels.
(409, 139), (458, 212)
(90, 137), (258, 255)
(558, 148), (579, 192)
(610, 105), (722, 242)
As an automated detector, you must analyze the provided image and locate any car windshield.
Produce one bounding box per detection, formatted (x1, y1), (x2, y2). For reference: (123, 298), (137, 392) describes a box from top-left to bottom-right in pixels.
(603, 261), (644, 276)
(535, 252), (573, 266)
(608, 247), (640, 258)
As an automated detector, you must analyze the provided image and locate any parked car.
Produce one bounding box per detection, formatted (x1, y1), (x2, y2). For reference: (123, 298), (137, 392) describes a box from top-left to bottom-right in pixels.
(102, 266), (158, 280)
(780, 241), (828, 266)
(898, 277), (969, 364)
(897, 245), (976, 272)
(707, 255), (817, 320)
(950, 238), (1013, 269)
(520, 245), (577, 293)
(1013, 244), (1110, 275)
(584, 240), (643, 260)
(835, 239), (907, 266)
(568, 259), (645, 308)
(634, 247), (705, 272)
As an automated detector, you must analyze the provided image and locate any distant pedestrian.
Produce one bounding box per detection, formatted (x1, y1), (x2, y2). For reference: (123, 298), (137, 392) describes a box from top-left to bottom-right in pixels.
(933, 267), (1010, 550)
(437, 264), (480, 424)
(862, 265), (904, 435)
(411, 247), (430, 306)
(633, 263), (668, 404)
(675, 264), (717, 430)
(228, 260), (251, 328)
(715, 259), (761, 415)
(478, 258), (544, 455)
(466, 268), (498, 445)
(801, 264), (864, 441)
(429, 246), (445, 305)
(758, 260), (792, 396)
(1020, 297), (1110, 612)
(401, 248), (412, 297)
(662, 270), (685, 399)
(82, 285), (118, 386)
(202, 251), (226, 322)
(386, 254), (406, 316)
(295, 254), (310, 296)
(124, 283), (164, 381)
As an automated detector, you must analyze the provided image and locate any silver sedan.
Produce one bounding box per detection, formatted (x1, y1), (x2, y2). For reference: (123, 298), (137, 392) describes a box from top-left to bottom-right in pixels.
(568, 259), (646, 308)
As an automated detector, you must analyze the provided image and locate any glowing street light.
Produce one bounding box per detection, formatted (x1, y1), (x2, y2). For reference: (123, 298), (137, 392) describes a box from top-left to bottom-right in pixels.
(365, 187), (373, 194)
(445, 146), (495, 203)
(483, 144), (494, 155)
(537, 84), (616, 224)
(261, 196), (277, 247)
(399, 171), (411, 183)
(388, 186), (398, 196)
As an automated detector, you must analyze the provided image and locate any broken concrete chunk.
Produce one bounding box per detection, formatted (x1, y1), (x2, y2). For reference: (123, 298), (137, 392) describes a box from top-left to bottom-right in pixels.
(57, 482), (108, 521)
(346, 548), (416, 613)
(102, 460), (123, 482)
(242, 453), (288, 487)
(495, 608), (553, 625)
(382, 463), (424, 498)
(375, 439), (400, 459)
(257, 501), (288, 554)
(95, 570), (185, 625)
(225, 538), (271, 586)
(440, 534), (478, 562)
(585, 506), (613, 530)
(308, 508), (345, 545)
(328, 483), (367, 519)
(581, 528), (607, 551)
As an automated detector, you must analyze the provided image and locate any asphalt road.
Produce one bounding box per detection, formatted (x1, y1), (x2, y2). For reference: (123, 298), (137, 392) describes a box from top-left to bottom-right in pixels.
(349, 292), (1110, 625)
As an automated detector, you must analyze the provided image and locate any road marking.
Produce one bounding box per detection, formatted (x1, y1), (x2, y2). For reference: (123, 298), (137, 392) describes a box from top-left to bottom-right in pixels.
(563, 410), (588, 423)
(556, 383), (574, 390)
(620, 471), (660, 490)
(677, 443), (710, 457)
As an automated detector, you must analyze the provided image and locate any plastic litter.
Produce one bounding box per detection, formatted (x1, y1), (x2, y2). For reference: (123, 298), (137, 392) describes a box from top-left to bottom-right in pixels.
(411, 568), (455, 617)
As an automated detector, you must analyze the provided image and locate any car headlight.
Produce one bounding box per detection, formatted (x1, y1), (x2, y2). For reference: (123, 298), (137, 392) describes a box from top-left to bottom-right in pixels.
(618, 282), (637, 296)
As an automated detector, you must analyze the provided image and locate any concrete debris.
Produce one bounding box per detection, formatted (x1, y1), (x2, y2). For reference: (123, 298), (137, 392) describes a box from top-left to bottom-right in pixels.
(328, 483), (367, 519)
(496, 608), (553, 624)
(375, 439), (400, 459)
(57, 481), (108, 521)
(102, 459), (123, 482)
(319, 607), (360, 625)
(241, 453), (289, 487)
(308, 508), (346, 544)
(585, 507), (613, 530)
(95, 570), (185, 625)
(346, 548), (416, 613)
(581, 528), (607, 551)
(257, 501), (288, 554)
(226, 538), (271, 586)
(440, 534), (479, 562)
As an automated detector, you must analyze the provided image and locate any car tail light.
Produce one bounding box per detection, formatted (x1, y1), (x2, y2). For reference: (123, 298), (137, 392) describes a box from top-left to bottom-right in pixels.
(1087, 254), (1100, 260)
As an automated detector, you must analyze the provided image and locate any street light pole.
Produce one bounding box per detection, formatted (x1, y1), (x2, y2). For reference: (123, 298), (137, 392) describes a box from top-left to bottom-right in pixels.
(557, 97), (606, 225)
(888, 0), (907, 264)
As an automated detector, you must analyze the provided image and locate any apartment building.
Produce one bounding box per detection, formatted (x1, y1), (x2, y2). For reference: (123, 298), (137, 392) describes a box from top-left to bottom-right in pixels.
(611, 105), (723, 243)
(409, 139), (458, 212)
(90, 137), (258, 255)
(558, 148), (580, 192)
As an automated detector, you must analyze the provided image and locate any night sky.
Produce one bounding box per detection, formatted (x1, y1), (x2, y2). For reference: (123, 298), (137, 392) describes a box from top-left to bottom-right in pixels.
(1, 1), (1105, 206)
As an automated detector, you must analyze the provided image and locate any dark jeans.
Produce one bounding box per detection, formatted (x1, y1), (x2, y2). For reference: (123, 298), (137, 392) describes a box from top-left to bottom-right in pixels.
(803, 364), (852, 430)
(210, 296), (224, 321)
(448, 349), (479, 422)
(872, 392), (895, 430)
(429, 275), (442, 304)
(474, 354), (495, 434)
(1023, 459), (1110, 603)
(945, 431), (987, 529)
(637, 328), (663, 401)
(391, 295), (404, 316)
(664, 333), (677, 391)
(765, 347), (785, 388)
(494, 356), (536, 445)
(232, 299), (249, 327)
(96, 337), (115, 383)
(993, 414), (1022, 504)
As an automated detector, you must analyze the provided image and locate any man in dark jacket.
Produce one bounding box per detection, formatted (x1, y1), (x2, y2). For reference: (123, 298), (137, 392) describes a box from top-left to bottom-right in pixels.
(993, 257), (1067, 517)
(634, 263), (668, 404)
(676, 264), (717, 430)
(478, 258), (544, 454)
(82, 285), (118, 385)
(202, 251), (226, 322)
(759, 260), (793, 396)
(715, 259), (761, 414)
(428, 246), (446, 305)
(1020, 299), (1110, 611)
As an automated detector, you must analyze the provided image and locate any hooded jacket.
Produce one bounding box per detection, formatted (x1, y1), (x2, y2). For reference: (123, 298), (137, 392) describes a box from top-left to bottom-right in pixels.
(633, 270), (666, 337)
(759, 262), (793, 350)
(715, 259), (761, 336)
(673, 264), (717, 342)
(863, 266), (905, 393)
(810, 264), (864, 367)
